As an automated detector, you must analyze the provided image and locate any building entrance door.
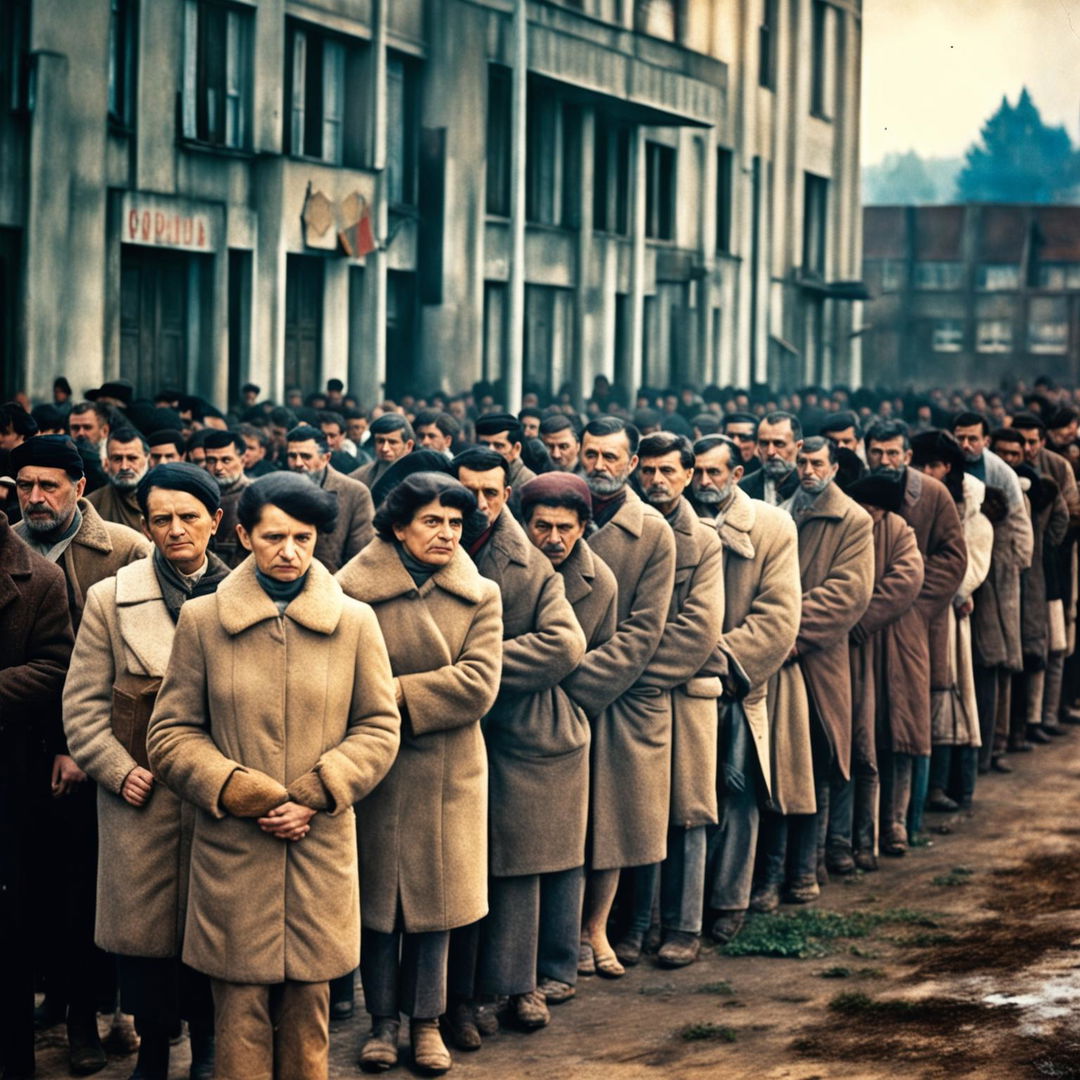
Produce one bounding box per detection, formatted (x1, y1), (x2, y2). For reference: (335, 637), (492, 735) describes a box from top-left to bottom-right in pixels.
(120, 246), (189, 394)
(284, 254), (324, 395)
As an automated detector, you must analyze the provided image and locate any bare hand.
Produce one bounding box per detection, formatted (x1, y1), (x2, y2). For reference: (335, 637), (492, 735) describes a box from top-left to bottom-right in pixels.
(121, 766), (154, 807)
(258, 801), (316, 841)
(51, 754), (87, 797)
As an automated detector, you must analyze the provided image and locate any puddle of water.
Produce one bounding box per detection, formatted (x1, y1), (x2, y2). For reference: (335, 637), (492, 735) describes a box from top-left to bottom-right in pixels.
(976, 954), (1080, 1034)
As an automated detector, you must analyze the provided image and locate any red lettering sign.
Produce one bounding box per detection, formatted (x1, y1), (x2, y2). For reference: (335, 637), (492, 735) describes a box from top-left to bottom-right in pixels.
(122, 199), (212, 251)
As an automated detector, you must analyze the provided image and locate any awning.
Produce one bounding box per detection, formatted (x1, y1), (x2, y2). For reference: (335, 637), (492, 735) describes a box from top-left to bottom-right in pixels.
(798, 277), (873, 301)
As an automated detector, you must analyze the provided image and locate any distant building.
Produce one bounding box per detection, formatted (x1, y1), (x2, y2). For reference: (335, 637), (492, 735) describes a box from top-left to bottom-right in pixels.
(1, 0), (864, 410)
(862, 204), (1080, 389)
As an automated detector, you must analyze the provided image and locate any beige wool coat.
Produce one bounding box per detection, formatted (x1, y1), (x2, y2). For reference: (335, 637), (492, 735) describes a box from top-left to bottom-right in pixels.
(563, 488), (677, 870)
(337, 540), (502, 933)
(314, 467), (375, 573)
(146, 558), (401, 984)
(63, 558), (195, 957)
(557, 538), (618, 652)
(638, 498), (725, 828)
(788, 481), (875, 782)
(474, 508), (588, 876)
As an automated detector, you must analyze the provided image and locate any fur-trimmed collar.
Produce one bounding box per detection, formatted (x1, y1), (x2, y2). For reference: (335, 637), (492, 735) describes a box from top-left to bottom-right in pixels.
(337, 536), (488, 605)
(216, 556), (343, 635)
(713, 486), (756, 560)
(71, 498), (116, 554)
(114, 554), (164, 604)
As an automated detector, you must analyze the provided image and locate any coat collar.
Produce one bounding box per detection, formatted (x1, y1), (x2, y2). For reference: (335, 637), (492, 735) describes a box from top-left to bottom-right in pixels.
(113, 559), (176, 674)
(337, 536), (488, 605)
(485, 506), (531, 567)
(71, 498), (116, 554)
(901, 466), (924, 509)
(596, 486), (646, 539)
(713, 486), (756, 560)
(217, 556), (343, 635)
(0, 514), (33, 612)
(557, 536), (598, 605)
(114, 554), (163, 605)
(787, 478), (850, 526)
(667, 497), (698, 537)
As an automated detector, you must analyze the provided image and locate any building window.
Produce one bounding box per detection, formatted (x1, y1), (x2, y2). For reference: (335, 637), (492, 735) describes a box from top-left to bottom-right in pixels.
(1029, 296), (1068, 354)
(810, 0), (837, 120)
(716, 147), (733, 254)
(1, 0), (30, 112)
(486, 65), (512, 217)
(932, 319), (964, 353)
(914, 261), (964, 290)
(387, 54), (419, 205)
(645, 141), (676, 241)
(759, 0), (779, 90)
(527, 88), (557, 225)
(1037, 263), (1080, 290)
(635, 0), (678, 41)
(182, 0), (252, 149)
(976, 319), (1012, 353)
(977, 263), (1020, 290)
(880, 259), (905, 292)
(108, 0), (137, 126)
(803, 173), (829, 279)
(594, 118), (630, 235)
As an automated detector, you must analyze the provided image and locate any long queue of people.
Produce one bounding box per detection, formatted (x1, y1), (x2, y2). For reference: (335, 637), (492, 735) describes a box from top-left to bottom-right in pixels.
(1, 375), (1077, 1080)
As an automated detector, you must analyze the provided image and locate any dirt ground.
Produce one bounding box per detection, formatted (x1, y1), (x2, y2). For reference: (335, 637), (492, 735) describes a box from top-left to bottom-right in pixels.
(33, 733), (1080, 1080)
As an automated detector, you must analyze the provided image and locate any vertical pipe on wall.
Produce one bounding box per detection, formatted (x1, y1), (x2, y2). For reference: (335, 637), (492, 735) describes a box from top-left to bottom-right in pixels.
(505, 0), (527, 412)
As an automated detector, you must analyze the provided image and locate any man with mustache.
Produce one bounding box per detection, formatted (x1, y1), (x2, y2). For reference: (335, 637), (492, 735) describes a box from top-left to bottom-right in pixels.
(739, 412), (802, 506)
(86, 427), (150, 532)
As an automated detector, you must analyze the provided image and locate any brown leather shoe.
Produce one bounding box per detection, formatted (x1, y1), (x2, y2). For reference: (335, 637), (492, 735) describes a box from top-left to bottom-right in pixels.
(880, 822), (908, 857)
(825, 844), (856, 875)
(853, 849), (878, 872)
(709, 909), (746, 945)
(359, 1017), (400, 1072)
(473, 1001), (501, 1036)
(784, 876), (821, 904)
(511, 990), (550, 1030)
(67, 1016), (107, 1076)
(657, 930), (701, 968)
(991, 756), (1013, 773)
(537, 977), (575, 1005)
(411, 1019), (452, 1074)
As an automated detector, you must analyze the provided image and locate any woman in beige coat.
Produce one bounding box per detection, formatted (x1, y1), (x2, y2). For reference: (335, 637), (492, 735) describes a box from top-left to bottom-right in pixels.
(63, 463), (229, 1080)
(147, 472), (401, 1080)
(336, 473), (502, 1076)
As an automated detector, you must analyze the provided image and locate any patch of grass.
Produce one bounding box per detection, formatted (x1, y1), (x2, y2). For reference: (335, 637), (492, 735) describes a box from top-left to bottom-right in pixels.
(695, 980), (735, 996)
(638, 983), (676, 997)
(932, 866), (974, 887)
(680, 1023), (738, 1043)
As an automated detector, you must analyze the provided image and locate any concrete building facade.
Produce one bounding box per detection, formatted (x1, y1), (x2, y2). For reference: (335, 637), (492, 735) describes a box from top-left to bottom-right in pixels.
(1, 0), (864, 410)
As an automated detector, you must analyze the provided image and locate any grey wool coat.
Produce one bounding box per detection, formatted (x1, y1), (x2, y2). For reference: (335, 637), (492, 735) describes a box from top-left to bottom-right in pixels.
(474, 508), (588, 876)
(147, 558), (401, 984)
(63, 558), (196, 957)
(638, 498), (725, 829)
(563, 488), (677, 870)
(337, 539), (503, 933)
(314, 467), (375, 573)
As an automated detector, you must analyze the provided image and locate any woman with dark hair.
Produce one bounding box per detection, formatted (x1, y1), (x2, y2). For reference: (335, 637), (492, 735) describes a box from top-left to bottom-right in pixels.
(146, 472), (401, 1080)
(337, 473), (502, 1075)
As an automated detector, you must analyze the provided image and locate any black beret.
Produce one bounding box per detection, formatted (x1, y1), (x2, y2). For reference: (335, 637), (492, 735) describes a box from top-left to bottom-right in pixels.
(474, 412), (521, 437)
(137, 463), (221, 516)
(910, 429), (965, 475)
(370, 449), (452, 508)
(11, 435), (84, 479)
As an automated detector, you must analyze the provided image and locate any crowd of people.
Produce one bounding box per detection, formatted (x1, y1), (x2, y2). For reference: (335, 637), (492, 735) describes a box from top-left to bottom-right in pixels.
(1, 369), (1078, 1080)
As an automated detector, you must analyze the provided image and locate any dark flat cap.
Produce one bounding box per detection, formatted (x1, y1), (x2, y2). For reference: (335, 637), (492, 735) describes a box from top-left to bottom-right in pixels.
(370, 449), (453, 508)
(203, 429), (246, 452)
(137, 463), (221, 516)
(86, 379), (134, 406)
(11, 435), (84, 479)
(474, 412), (521, 436)
(519, 471), (592, 514)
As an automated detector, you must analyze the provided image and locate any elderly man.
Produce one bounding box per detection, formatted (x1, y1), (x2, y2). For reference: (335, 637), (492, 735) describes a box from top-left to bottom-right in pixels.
(540, 416), (583, 474)
(611, 433), (725, 969)
(12, 436), (149, 1074)
(350, 414), (414, 489)
(0, 510), (73, 1080)
(756, 437), (873, 904)
(866, 420), (967, 852)
(287, 425), (374, 573)
(447, 447), (585, 1038)
(562, 417), (676, 977)
(739, 412), (801, 505)
(721, 413), (761, 476)
(691, 435), (801, 942)
(87, 427), (150, 532)
(475, 414), (537, 494)
(203, 430), (250, 568)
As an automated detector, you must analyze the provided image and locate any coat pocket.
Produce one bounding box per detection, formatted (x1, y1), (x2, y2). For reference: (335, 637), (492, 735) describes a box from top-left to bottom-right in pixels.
(111, 676), (163, 771)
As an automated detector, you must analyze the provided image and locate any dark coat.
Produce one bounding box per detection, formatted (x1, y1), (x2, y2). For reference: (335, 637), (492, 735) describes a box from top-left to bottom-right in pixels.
(212, 475), (249, 569)
(1020, 475), (1069, 661)
(87, 482), (144, 534)
(314, 467), (375, 574)
(739, 467), (799, 505)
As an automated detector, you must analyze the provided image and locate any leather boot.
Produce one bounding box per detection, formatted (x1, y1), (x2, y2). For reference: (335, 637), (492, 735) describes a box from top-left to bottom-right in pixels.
(67, 1014), (107, 1076)
(411, 1018), (452, 1074)
(709, 909), (746, 945)
(128, 1029), (169, 1080)
(358, 1016), (400, 1072)
(188, 1020), (215, 1080)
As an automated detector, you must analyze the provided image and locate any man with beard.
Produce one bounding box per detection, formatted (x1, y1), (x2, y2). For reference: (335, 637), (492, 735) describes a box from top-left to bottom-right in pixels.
(866, 420), (966, 852)
(286, 425), (374, 572)
(756, 438), (873, 903)
(350, 414), (415, 490)
(615, 433), (724, 968)
(691, 436), (801, 940)
(87, 428), (150, 532)
(203, 430), (250, 568)
(739, 412), (801, 505)
(561, 417), (676, 978)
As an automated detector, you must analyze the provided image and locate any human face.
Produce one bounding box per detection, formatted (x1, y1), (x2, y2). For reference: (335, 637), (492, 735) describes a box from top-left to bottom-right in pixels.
(796, 446), (838, 494)
(204, 444), (245, 488)
(143, 488), (222, 575)
(187, 445), (206, 469)
(69, 409), (107, 446)
(825, 427), (859, 452)
(16, 466), (85, 534)
(320, 423), (344, 451)
(106, 438), (149, 491)
(478, 430), (521, 463)
(241, 436), (265, 469)
(952, 423), (989, 463)
(994, 440), (1024, 468)
(392, 498), (463, 566)
(581, 431), (637, 496)
(347, 417), (367, 443)
(149, 442), (183, 466)
(867, 437), (911, 476)
(237, 504), (316, 581)
(269, 425), (289, 450)
(525, 504), (586, 567)
(416, 424), (452, 454)
(457, 466), (510, 526)
(725, 422), (758, 463)
(693, 445), (742, 506)
(757, 419), (800, 477)
(920, 461), (950, 484)
(1014, 426), (1044, 465)
(287, 439), (331, 476)
(373, 430), (412, 463)
(521, 416), (541, 440)
(639, 451), (693, 515)
(541, 430), (580, 472)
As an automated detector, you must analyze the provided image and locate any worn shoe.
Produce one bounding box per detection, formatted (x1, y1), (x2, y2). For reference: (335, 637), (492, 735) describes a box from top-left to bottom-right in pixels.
(991, 755), (1013, 773)
(853, 849), (878, 872)
(825, 844), (856, 875)
(411, 1018), (452, 1074)
(103, 1013), (140, 1056)
(330, 999), (354, 1021)
(1008, 739), (1034, 753)
(709, 909), (746, 945)
(784, 877), (821, 904)
(577, 941), (596, 975)
(749, 882), (780, 914)
(474, 1001), (501, 1037)
(614, 930), (644, 966)
(1025, 725), (1052, 745)
(359, 1017), (400, 1071)
(657, 930), (701, 968)
(444, 1002), (480, 1051)
(67, 1016), (107, 1076)
(1042, 722), (1069, 737)
(880, 822), (908, 857)
(537, 977), (575, 1005)
(511, 990), (550, 1030)
(926, 788), (959, 812)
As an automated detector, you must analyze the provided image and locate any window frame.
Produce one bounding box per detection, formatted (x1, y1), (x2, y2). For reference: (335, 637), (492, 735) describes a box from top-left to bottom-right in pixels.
(715, 146), (733, 255)
(931, 318), (964, 353)
(976, 263), (1021, 291)
(1028, 296), (1069, 355)
(644, 140), (676, 243)
(976, 318), (1012, 354)
(108, 0), (138, 129)
(914, 260), (964, 291)
(486, 64), (512, 218)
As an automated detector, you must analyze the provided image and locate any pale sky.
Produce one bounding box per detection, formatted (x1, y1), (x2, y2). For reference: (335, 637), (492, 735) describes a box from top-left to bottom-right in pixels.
(861, 0), (1080, 165)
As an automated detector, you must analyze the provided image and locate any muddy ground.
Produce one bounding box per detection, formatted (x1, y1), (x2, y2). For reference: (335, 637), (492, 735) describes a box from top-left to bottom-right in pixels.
(34, 734), (1080, 1079)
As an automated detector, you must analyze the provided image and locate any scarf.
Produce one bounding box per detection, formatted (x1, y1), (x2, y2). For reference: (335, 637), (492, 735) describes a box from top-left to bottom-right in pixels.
(397, 543), (436, 587)
(153, 548), (232, 623)
(591, 488), (627, 528)
(14, 506), (82, 563)
(256, 568), (308, 613)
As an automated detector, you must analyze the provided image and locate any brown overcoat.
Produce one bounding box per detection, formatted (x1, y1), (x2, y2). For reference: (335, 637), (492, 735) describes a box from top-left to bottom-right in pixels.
(146, 558), (401, 984)
(788, 481), (875, 781)
(638, 498), (725, 828)
(563, 488), (677, 869)
(474, 508), (587, 876)
(349, 458), (392, 490)
(314, 467), (375, 573)
(213, 475), (249, 568)
(337, 540), (502, 933)
(557, 538), (618, 652)
(87, 482), (143, 533)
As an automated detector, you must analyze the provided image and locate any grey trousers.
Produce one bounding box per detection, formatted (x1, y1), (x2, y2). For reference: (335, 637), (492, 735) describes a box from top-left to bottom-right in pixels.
(975, 664), (1011, 766)
(625, 827), (707, 936)
(537, 866), (585, 986)
(359, 928), (449, 1020)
